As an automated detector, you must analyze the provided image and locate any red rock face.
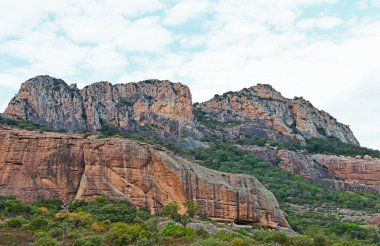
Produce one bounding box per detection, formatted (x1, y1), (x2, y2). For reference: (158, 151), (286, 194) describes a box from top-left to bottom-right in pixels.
(0, 127), (289, 228)
(196, 84), (359, 145)
(4, 76), (194, 138)
(312, 154), (380, 193)
(276, 150), (380, 194)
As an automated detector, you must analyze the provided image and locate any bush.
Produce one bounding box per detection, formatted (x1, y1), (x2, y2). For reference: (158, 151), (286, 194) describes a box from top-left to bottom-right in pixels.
(106, 223), (148, 245)
(49, 227), (64, 238)
(32, 236), (59, 246)
(267, 231), (288, 244)
(29, 217), (49, 231)
(6, 217), (23, 228)
(74, 235), (106, 246)
(161, 223), (195, 239)
(191, 238), (228, 246)
(289, 235), (314, 246)
(161, 201), (199, 226)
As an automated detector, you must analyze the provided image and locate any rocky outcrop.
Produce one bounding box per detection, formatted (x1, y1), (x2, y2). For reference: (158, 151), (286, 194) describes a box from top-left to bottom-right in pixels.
(276, 150), (380, 194)
(0, 127), (289, 228)
(4, 77), (358, 146)
(239, 145), (380, 194)
(195, 84), (359, 145)
(4, 76), (194, 139)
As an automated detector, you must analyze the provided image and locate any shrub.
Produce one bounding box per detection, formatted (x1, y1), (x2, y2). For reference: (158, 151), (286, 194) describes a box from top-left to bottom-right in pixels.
(161, 200), (200, 227)
(195, 228), (210, 239)
(106, 223), (149, 245)
(267, 231), (288, 244)
(191, 238), (228, 246)
(6, 217), (23, 228)
(161, 223), (195, 239)
(74, 235), (106, 246)
(29, 217), (49, 231)
(32, 236), (59, 246)
(289, 235), (314, 246)
(49, 227), (64, 238)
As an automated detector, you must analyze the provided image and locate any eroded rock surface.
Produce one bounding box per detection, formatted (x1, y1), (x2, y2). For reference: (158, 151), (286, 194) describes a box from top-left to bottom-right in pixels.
(195, 84), (359, 144)
(0, 127), (288, 228)
(239, 145), (380, 194)
(4, 76), (194, 139)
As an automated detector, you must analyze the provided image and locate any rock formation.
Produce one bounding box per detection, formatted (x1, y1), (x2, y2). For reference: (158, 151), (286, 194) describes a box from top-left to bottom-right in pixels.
(4, 75), (194, 139)
(0, 127), (289, 228)
(243, 145), (380, 194)
(4, 77), (358, 146)
(195, 84), (359, 145)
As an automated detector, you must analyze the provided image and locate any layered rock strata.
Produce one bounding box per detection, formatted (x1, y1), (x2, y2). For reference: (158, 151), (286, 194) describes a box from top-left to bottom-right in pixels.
(241, 145), (380, 194)
(196, 84), (359, 144)
(0, 127), (289, 228)
(4, 75), (194, 138)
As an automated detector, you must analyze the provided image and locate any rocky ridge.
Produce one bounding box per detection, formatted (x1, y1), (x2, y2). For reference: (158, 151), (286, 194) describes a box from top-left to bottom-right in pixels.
(4, 76), (358, 146)
(242, 145), (380, 194)
(4, 75), (195, 139)
(195, 84), (359, 145)
(0, 127), (289, 228)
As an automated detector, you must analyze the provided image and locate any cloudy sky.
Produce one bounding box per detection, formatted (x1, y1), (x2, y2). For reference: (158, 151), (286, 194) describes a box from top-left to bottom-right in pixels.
(0, 0), (380, 149)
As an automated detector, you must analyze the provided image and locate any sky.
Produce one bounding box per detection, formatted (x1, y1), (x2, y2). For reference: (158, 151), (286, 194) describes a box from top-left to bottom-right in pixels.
(0, 0), (380, 149)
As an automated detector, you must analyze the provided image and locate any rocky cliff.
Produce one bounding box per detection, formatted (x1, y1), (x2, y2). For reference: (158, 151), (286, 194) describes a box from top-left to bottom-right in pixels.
(195, 84), (359, 145)
(0, 127), (289, 228)
(4, 77), (358, 146)
(4, 75), (194, 139)
(242, 145), (380, 194)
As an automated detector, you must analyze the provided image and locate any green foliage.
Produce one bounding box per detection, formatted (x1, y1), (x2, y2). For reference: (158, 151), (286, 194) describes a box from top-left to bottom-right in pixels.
(0, 116), (65, 133)
(28, 217), (49, 231)
(161, 200), (199, 226)
(74, 235), (106, 246)
(161, 223), (195, 238)
(32, 236), (59, 246)
(278, 138), (302, 150)
(68, 196), (150, 223)
(180, 140), (380, 243)
(105, 223), (149, 245)
(306, 136), (380, 158)
(98, 124), (119, 136)
(236, 135), (267, 146)
(6, 216), (23, 228)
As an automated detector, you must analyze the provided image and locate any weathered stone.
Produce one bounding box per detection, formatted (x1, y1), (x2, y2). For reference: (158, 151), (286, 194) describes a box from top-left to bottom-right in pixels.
(0, 127), (289, 228)
(4, 76), (195, 139)
(196, 84), (359, 145)
(276, 150), (380, 194)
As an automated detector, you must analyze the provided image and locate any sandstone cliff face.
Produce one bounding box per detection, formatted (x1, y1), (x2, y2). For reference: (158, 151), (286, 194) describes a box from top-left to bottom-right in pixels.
(5, 77), (358, 146)
(0, 127), (288, 228)
(196, 84), (359, 145)
(4, 76), (194, 138)
(240, 145), (380, 194)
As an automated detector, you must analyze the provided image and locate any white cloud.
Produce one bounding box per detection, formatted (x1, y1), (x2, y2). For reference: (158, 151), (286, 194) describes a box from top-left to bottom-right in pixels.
(163, 0), (213, 26)
(297, 16), (343, 30)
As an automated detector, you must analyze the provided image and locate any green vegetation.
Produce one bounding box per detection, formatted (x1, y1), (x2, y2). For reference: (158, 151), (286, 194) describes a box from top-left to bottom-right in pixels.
(161, 200), (199, 227)
(305, 137), (380, 158)
(179, 139), (380, 244)
(276, 136), (380, 158)
(236, 134), (268, 146)
(2, 117), (380, 244)
(0, 195), (353, 246)
(0, 115), (65, 133)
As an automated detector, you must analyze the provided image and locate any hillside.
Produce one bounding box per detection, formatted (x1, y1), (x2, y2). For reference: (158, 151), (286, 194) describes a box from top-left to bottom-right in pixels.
(1, 76), (379, 245)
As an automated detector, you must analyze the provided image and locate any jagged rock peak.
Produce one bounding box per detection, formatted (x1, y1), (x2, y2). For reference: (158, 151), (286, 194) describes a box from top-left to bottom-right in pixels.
(4, 75), (195, 138)
(197, 83), (359, 145)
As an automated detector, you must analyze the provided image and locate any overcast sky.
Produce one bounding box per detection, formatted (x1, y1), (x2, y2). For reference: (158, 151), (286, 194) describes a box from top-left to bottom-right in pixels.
(0, 0), (380, 149)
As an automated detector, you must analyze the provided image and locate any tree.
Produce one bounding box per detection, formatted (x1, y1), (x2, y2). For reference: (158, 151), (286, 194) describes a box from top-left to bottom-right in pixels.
(161, 200), (200, 227)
